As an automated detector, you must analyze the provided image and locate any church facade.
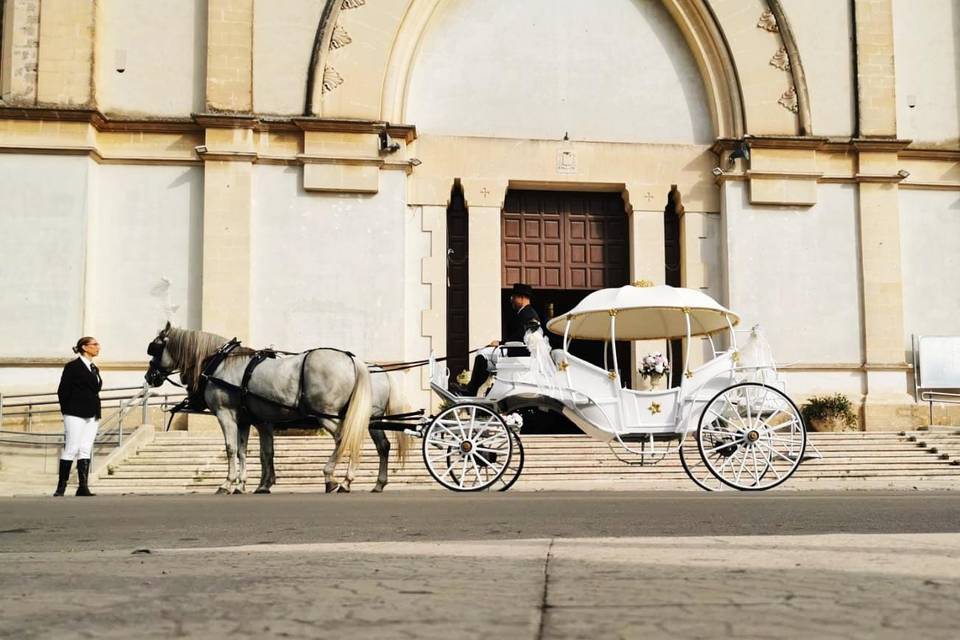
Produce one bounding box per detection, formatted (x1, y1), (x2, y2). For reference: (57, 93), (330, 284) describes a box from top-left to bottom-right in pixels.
(1, 0), (958, 428)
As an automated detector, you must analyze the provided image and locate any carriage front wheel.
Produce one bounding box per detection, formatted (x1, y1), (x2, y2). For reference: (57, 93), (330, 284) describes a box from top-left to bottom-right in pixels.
(422, 403), (513, 491)
(696, 382), (805, 491)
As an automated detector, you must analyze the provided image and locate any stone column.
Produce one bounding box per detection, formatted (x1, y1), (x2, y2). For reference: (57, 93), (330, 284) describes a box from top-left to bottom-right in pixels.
(36, 0), (94, 106)
(854, 0), (898, 137)
(625, 184), (667, 382)
(205, 0), (254, 112)
(853, 0), (911, 428)
(197, 119), (256, 341)
(1, 0), (40, 104)
(855, 144), (911, 428)
(461, 180), (506, 354)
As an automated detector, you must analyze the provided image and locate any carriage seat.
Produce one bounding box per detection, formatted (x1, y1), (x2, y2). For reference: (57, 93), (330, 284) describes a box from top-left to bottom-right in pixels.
(550, 349), (620, 401)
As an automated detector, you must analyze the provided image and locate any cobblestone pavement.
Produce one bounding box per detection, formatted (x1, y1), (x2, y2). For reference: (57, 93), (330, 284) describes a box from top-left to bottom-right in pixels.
(2, 493), (960, 639)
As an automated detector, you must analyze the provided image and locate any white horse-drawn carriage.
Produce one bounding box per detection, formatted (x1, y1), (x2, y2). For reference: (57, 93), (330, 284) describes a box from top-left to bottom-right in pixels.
(145, 283), (807, 494)
(416, 284), (807, 492)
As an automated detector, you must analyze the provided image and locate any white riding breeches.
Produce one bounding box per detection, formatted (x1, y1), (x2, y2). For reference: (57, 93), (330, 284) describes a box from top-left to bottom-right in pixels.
(62, 415), (99, 460)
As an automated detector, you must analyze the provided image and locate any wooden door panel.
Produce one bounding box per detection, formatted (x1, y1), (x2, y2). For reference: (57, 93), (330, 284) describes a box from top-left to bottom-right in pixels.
(502, 190), (627, 290)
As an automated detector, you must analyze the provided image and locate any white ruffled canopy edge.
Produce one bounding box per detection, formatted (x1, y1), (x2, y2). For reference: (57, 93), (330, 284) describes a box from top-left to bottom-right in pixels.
(545, 285), (740, 341)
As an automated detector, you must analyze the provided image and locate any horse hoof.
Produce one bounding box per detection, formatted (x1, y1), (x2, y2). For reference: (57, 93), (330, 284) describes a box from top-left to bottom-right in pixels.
(335, 484), (351, 494)
(254, 487), (271, 494)
(232, 488), (244, 495)
(325, 482), (338, 494)
(371, 485), (384, 493)
(215, 487), (230, 495)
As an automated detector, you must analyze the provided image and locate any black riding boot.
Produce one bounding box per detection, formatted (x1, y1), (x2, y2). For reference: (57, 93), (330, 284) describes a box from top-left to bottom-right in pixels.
(464, 356), (490, 396)
(53, 459), (72, 496)
(75, 459), (95, 497)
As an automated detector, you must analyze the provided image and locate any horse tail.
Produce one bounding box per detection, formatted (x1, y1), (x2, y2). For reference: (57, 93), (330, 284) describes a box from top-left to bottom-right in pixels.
(336, 357), (372, 470)
(385, 373), (413, 468)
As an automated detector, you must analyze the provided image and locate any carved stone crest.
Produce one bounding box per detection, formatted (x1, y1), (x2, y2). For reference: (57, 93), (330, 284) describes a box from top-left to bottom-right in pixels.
(341, 0), (365, 9)
(778, 86), (799, 113)
(757, 9), (779, 32)
(770, 46), (790, 71)
(330, 24), (352, 49)
(322, 65), (344, 93)
(556, 150), (577, 175)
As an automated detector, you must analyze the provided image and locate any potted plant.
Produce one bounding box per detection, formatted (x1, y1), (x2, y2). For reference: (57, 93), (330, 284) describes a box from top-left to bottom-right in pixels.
(639, 352), (670, 390)
(801, 393), (858, 432)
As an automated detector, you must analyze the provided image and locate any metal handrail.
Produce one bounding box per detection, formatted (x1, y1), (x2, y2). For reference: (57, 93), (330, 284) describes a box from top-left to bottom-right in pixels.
(1, 384), (186, 443)
(1, 385), (147, 400)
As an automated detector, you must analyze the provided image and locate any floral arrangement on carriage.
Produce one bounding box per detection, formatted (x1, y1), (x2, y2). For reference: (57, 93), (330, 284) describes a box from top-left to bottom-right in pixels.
(639, 352), (670, 388)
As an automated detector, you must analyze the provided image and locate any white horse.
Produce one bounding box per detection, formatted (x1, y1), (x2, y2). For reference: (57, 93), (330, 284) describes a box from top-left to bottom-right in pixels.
(145, 323), (411, 494)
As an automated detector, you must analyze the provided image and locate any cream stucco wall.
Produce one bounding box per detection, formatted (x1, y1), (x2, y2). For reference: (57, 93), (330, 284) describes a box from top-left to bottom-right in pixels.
(404, 0), (713, 144)
(781, 0), (856, 137)
(252, 0), (322, 115)
(892, 0), (960, 147)
(0, 154), (89, 358)
(86, 164), (203, 361)
(899, 189), (960, 356)
(94, 0), (207, 117)
(723, 181), (864, 368)
(250, 166), (411, 360)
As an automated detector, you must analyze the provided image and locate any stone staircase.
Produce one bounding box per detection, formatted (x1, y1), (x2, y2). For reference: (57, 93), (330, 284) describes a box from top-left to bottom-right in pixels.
(94, 430), (960, 494)
(902, 426), (960, 467)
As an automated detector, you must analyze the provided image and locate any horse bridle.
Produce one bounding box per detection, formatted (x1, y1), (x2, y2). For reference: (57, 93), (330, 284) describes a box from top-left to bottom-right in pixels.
(145, 334), (181, 387)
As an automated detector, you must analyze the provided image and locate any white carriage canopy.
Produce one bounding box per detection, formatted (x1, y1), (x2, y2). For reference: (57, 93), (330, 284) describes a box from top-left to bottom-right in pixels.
(545, 285), (740, 341)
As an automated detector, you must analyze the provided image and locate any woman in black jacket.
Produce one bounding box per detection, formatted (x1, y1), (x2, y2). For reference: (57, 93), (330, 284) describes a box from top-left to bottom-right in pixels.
(54, 337), (102, 496)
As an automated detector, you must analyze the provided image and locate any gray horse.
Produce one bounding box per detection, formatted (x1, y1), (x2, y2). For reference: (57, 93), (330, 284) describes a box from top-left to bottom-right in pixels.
(145, 323), (411, 494)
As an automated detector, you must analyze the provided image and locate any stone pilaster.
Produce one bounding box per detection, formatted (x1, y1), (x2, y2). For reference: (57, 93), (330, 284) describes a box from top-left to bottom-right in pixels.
(462, 180), (505, 354)
(36, 0), (94, 106)
(853, 0), (911, 428)
(206, 0), (254, 112)
(625, 185), (668, 377)
(198, 120), (256, 341)
(854, 0), (897, 137)
(856, 145), (911, 428)
(0, 0), (40, 104)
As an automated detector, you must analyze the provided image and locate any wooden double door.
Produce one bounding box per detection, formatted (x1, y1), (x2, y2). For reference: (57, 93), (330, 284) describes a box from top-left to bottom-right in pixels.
(501, 190), (629, 291)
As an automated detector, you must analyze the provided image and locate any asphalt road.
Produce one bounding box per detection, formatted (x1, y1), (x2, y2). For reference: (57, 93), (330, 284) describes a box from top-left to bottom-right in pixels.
(4, 492), (960, 639)
(2, 491), (960, 552)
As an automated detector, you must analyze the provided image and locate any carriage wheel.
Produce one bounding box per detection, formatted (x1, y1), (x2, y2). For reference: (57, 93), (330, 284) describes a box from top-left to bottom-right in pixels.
(422, 403), (513, 492)
(494, 429), (524, 492)
(679, 444), (726, 492)
(696, 382), (805, 491)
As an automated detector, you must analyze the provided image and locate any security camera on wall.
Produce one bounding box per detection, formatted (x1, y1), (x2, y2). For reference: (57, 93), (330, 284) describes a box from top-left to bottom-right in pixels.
(378, 129), (400, 154)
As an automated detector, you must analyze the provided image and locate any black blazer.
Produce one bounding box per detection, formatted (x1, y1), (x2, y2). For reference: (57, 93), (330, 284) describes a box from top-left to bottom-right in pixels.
(57, 358), (102, 419)
(502, 304), (542, 344)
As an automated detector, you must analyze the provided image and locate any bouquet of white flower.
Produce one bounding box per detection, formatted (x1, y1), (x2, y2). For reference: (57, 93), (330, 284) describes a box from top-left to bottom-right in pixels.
(639, 352), (670, 381)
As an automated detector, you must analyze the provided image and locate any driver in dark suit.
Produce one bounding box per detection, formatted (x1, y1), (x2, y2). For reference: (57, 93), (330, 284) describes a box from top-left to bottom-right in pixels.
(460, 283), (541, 396)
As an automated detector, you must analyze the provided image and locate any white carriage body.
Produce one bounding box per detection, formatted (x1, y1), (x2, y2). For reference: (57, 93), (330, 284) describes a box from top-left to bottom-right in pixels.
(426, 284), (808, 492)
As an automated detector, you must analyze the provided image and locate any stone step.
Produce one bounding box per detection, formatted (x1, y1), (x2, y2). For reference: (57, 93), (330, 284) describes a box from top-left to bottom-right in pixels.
(106, 460), (960, 477)
(99, 429), (960, 494)
(96, 468), (960, 490)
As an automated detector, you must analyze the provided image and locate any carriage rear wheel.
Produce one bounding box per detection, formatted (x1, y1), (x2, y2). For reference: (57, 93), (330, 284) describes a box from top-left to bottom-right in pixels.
(679, 444), (726, 492)
(493, 429), (524, 492)
(696, 382), (805, 491)
(422, 403), (513, 491)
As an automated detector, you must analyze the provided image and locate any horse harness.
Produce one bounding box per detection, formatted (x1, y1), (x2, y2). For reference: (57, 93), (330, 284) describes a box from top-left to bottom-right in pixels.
(165, 340), (351, 426)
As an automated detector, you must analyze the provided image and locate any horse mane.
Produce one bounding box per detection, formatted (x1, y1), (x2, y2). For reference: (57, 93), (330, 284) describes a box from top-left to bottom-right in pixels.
(166, 327), (255, 392)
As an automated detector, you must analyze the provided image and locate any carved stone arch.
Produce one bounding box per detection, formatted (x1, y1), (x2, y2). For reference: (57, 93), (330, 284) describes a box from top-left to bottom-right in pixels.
(302, 0), (815, 137)
(383, 0), (746, 138)
(305, 0), (748, 138)
(766, 0), (813, 135)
